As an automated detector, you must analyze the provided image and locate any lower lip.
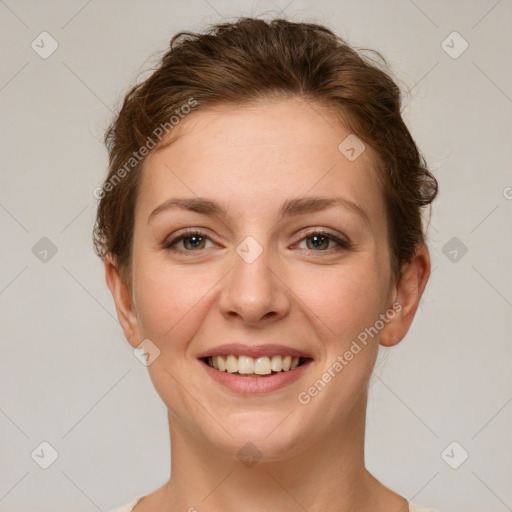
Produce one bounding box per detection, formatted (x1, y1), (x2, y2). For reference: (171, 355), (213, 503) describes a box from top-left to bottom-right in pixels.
(200, 359), (313, 394)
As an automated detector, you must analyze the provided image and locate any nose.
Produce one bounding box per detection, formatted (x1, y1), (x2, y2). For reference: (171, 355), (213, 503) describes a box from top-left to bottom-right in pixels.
(219, 239), (291, 326)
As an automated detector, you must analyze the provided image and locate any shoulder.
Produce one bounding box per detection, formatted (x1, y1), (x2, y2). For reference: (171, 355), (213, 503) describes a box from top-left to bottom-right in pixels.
(409, 502), (441, 512)
(109, 497), (440, 512)
(107, 496), (144, 512)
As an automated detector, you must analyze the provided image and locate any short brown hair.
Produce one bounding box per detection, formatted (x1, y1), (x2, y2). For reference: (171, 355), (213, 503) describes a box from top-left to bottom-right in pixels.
(93, 17), (438, 283)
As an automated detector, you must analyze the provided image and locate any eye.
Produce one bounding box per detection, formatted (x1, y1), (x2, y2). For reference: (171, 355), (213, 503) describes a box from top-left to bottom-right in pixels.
(296, 230), (352, 252)
(163, 230), (214, 252)
(162, 229), (352, 255)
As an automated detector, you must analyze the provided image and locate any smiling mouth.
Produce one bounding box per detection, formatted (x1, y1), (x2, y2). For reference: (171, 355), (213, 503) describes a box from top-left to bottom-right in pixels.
(202, 355), (312, 377)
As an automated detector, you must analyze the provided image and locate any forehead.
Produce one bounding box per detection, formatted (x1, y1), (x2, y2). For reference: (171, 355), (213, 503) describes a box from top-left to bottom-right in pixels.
(137, 97), (387, 229)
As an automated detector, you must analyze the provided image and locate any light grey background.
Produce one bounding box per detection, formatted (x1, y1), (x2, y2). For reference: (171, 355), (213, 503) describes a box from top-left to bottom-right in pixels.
(1, 1), (511, 511)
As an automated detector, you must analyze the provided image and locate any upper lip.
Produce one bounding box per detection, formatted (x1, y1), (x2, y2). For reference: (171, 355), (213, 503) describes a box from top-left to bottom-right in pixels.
(197, 344), (313, 359)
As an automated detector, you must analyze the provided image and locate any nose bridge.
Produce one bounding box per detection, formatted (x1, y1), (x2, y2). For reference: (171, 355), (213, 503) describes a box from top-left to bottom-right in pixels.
(219, 233), (289, 323)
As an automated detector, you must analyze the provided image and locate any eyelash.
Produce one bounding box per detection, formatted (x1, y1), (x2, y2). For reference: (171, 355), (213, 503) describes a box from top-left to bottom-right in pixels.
(162, 229), (352, 254)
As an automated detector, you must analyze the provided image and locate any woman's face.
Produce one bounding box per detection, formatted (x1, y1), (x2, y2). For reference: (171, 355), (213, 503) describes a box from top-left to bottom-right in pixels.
(114, 97), (404, 459)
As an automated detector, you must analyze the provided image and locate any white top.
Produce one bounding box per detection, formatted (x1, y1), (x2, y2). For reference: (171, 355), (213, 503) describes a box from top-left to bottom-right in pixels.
(108, 496), (440, 512)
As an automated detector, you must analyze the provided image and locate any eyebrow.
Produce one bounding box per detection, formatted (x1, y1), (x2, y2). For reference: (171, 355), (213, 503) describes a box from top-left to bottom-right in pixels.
(147, 196), (370, 225)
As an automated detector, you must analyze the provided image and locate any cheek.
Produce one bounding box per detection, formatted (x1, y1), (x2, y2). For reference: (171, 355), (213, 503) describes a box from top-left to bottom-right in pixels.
(290, 260), (388, 416)
(131, 261), (221, 421)
(132, 259), (220, 349)
(289, 257), (388, 344)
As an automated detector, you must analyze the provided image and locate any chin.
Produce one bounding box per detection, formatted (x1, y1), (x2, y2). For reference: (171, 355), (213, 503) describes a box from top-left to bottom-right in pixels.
(199, 409), (314, 462)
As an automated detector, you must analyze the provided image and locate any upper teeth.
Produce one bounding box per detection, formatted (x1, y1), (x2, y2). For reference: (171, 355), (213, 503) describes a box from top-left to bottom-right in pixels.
(207, 355), (301, 374)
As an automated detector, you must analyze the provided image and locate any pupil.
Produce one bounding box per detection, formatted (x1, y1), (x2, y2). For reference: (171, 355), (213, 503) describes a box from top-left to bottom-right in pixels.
(186, 236), (203, 249)
(309, 235), (327, 250)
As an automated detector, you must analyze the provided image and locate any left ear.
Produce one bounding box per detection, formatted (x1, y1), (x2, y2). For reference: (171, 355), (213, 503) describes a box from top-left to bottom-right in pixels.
(379, 244), (431, 347)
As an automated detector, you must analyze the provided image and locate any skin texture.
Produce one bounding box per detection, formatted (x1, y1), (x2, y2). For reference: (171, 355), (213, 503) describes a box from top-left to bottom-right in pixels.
(105, 96), (430, 512)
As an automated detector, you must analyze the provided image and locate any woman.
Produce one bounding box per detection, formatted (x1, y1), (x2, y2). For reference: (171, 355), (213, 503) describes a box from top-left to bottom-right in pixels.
(95, 17), (439, 512)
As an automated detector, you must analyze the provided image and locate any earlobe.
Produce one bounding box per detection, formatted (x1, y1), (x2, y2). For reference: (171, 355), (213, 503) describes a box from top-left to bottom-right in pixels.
(104, 255), (140, 348)
(379, 244), (431, 348)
